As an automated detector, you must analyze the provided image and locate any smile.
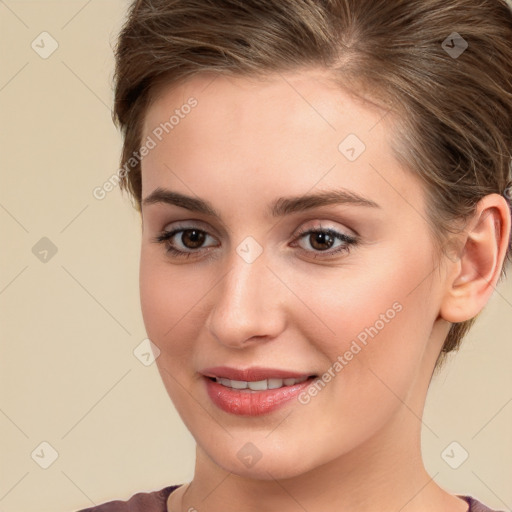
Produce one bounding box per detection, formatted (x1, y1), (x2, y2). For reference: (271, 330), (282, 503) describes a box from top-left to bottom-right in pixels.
(212, 375), (310, 391)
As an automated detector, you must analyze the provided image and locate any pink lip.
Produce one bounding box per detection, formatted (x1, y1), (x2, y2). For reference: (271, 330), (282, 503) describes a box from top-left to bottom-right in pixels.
(201, 366), (317, 416)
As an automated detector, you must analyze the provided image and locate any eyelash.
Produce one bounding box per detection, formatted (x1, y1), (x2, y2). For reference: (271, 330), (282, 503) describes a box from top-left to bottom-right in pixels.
(152, 223), (359, 261)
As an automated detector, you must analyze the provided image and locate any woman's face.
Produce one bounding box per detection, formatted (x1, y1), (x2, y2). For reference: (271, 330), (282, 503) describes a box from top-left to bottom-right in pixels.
(139, 69), (450, 479)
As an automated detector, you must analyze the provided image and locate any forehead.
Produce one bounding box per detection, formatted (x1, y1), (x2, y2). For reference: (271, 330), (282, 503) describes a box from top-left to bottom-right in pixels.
(140, 69), (423, 218)
(143, 68), (390, 142)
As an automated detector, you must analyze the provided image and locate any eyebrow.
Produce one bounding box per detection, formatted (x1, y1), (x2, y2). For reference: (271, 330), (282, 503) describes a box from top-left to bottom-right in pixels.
(142, 186), (381, 218)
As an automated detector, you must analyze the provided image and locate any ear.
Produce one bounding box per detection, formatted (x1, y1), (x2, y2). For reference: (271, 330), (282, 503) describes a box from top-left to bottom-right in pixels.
(439, 193), (511, 323)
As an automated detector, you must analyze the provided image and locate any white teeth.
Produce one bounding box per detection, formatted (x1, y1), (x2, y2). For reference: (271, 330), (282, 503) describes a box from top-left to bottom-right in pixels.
(215, 375), (309, 390)
(230, 379), (248, 389)
(248, 380), (267, 391)
(268, 378), (284, 389)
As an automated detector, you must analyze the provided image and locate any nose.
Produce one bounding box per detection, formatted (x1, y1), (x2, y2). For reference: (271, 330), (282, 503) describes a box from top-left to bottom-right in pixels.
(206, 247), (286, 349)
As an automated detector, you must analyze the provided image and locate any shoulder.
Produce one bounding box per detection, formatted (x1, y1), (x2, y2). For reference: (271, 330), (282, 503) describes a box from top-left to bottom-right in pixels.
(458, 495), (506, 512)
(75, 484), (181, 512)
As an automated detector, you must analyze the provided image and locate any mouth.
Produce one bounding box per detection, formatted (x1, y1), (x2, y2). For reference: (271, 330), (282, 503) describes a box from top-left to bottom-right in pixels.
(205, 374), (317, 391)
(200, 366), (319, 416)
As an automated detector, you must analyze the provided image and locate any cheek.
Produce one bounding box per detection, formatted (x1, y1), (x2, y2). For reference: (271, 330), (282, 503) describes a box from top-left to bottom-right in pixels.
(298, 245), (438, 400)
(139, 251), (205, 412)
(139, 248), (220, 374)
(140, 250), (197, 353)
(281, 255), (438, 454)
(140, 252), (170, 344)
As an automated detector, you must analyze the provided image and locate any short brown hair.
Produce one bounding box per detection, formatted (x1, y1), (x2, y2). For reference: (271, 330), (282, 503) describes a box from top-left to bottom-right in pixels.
(112, 0), (512, 370)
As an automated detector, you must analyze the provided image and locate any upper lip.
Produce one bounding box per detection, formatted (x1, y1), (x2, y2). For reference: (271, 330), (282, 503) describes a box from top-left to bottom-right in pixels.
(201, 366), (316, 381)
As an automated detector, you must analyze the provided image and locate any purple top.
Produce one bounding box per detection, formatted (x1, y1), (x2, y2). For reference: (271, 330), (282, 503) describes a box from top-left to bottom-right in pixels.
(75, 485), (505, 512)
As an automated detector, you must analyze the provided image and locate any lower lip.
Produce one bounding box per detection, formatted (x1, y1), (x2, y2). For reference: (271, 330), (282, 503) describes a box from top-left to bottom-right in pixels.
(204, 376), (315, 416)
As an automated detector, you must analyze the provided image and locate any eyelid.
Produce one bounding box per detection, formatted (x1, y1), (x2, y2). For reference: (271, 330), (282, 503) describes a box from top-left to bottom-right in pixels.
(293, 219), (356, 238)
(162, 219), (211, 232)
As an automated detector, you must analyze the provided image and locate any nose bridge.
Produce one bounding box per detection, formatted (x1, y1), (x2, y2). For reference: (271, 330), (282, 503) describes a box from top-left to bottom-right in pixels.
(207, 242), (284, 347)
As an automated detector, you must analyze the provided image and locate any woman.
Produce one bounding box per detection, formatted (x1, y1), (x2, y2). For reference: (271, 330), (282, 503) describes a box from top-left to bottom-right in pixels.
(77, 0), (512, 511)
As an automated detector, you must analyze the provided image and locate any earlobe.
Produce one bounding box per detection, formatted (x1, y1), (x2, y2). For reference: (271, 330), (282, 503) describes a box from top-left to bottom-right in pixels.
(439, 194), (511, 323)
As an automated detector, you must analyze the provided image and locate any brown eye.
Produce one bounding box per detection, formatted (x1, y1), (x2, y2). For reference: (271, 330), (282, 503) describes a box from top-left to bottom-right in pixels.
(307, 231), (337, 251)
(153, 226), (218, 259)
(292, 227), (358, 259)
(179, 229), (207, 249)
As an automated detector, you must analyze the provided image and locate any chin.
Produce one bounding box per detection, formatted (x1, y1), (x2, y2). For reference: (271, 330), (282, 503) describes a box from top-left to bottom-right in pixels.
(200, 436), (325, 481)
(218, 455), (310, 481)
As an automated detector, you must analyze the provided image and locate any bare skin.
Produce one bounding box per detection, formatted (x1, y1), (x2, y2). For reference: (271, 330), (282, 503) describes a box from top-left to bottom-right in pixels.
(136, 68), (510, 512)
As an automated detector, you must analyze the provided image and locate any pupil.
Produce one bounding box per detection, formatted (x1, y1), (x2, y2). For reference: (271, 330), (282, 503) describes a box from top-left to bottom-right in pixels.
(311, 232), (333, 251)
(183, 229), (205, 248)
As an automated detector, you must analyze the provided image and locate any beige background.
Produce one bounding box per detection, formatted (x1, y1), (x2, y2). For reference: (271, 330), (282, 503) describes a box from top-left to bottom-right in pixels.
(1, 1), (511, 511)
